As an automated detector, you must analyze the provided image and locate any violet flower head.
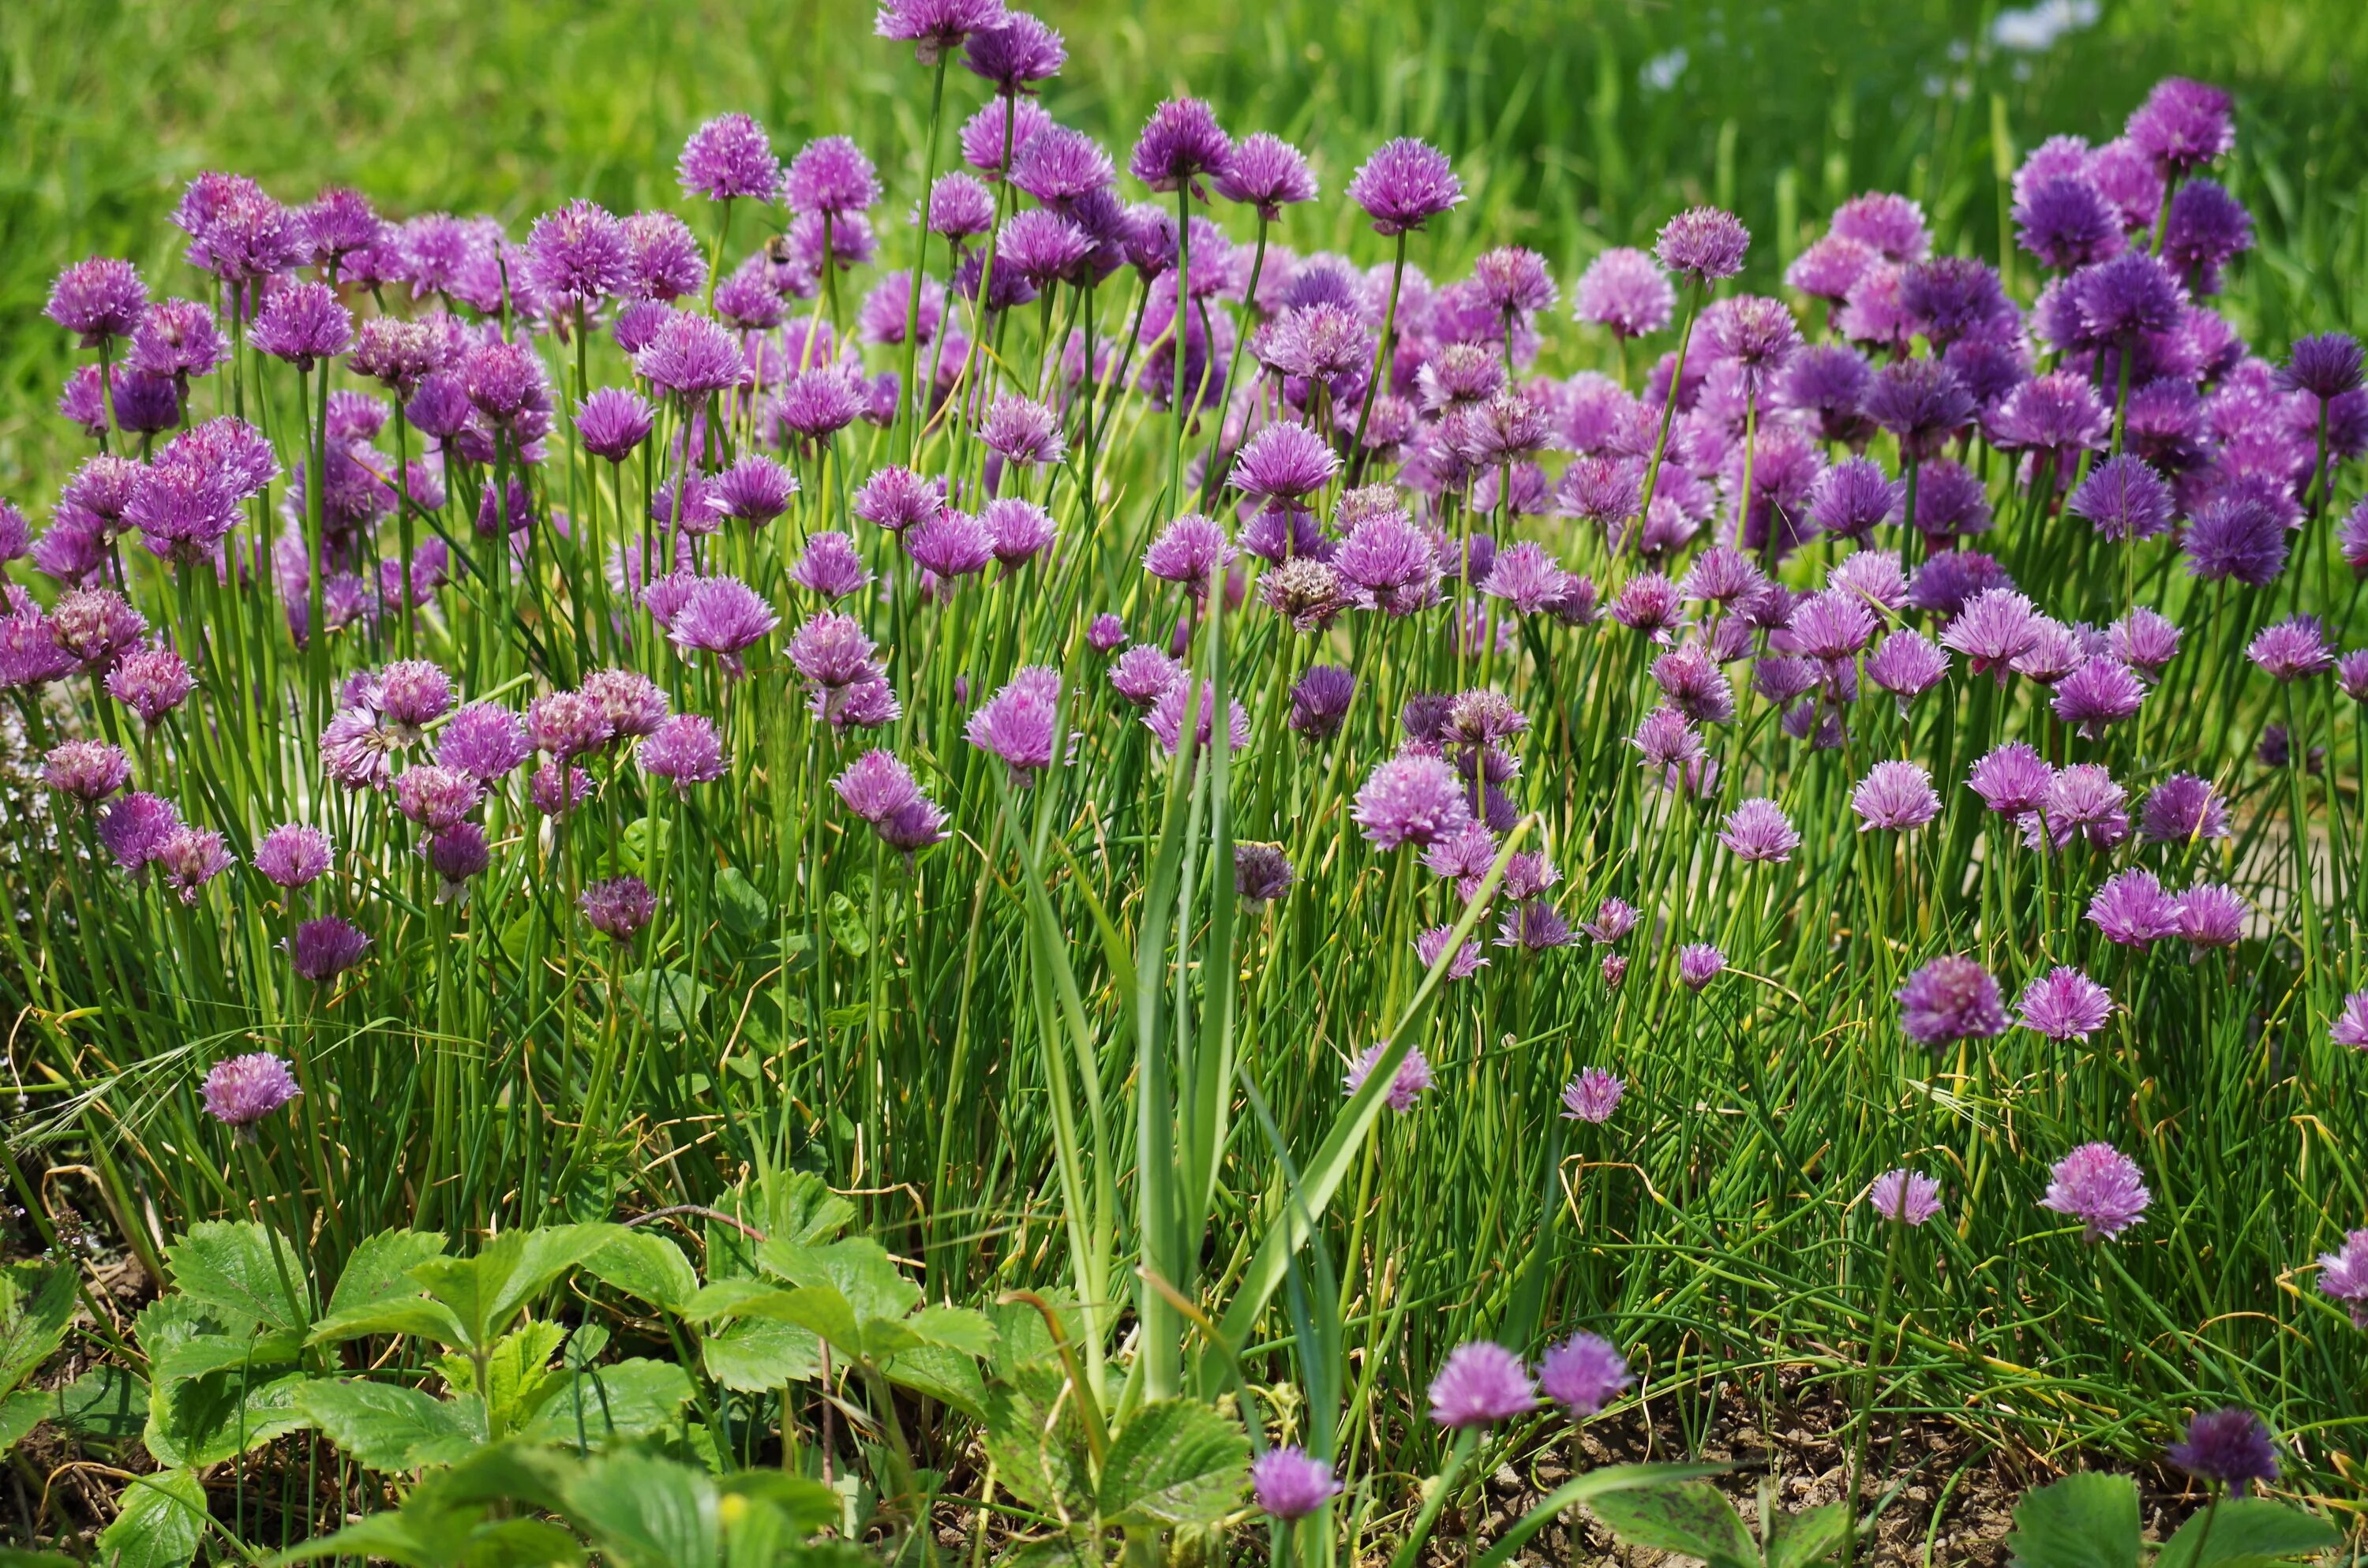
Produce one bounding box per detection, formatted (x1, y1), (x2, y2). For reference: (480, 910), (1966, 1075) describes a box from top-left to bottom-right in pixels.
(1144, 512), (1237, 589)
(524, 199), (628, 310)
(202, 1053), (300, 1138)
(2087, 868), (2182, 947)
(1231, 422), (1342, 503)
(1808, 458), (1902, 543)
(2168, 1409), (2280, 1495)
(1250, 1446), (1340, 1521)
(46, 257), (147, 346)
(641, 714), (727, 791)
(2127, 77), (2235, 174)
(422, 824), (490, 896)
(622, 210), (707, 299)
(580, 875), (658, 941)
(1655, 205), (1749, 283)
(1496, 899), (1576, 952)
(2051, 657), (2146, 738)
(667, 575), (779, 676)
(2014, 175), (2125, 271)
(1867, 631), (1950, 703)
(834, 749), (921, 824)
(1574, 248), (1674, 339)
(1472, 245), (1559, 316)
(1353, 754), (1471, 851)
(678, 112), (781, 201)
(1560, 1068), (1625, 1125)
(2072, 251), (2184, 342)
(1345, 1042), (1433, 1113)
(1868, 1170), (1943, 1226)
(1968, 743), (2054, 816)
(856, 466), (947, 533)
(1289, 665), (1356, 740)
(978, 391), (1066, 466)
(877, 0), (1010, 63)
(287, 916), (371, 983)
(1720, 798), (1800, 863)
(156, 825), (234, 904)
(2141, 773), (2229, 844)
(2178, 884), (2248, 949)
(99, 791), (179, 868)
(395, 765), (484, 832)
(2017, 966), (2113, 1041)
(1538, 1334), (1633, 1417)
(2068, 454), (2174, 541)
(130, 297), (229, 381)
(790, 532), (871, 601)
(1414, 925), (1486, 982)
(2162, 179), (2252, 292)
(1853, 760), (1940, 832)
(1215, 133), (1318, 222)
(2247, 615), (2334, 682)
(2185, 496), (2287, 585)
(1145, 678), (1250, 756)
(1939, 589), (2044, 680)
(1427, 1342), (1537, 1428)
(1347, 138), (1463, 235)
(1111, 645), (1184, 707)
(1831, 191), (1931, 262)
(254, 823), (334, 889)
(1895, 954), (2006, 1045)
(2041, 1142), (2150, 1240)
(2337, 649), (2368, 703)
(1583, 898), (1638, 945)
(2029, 762), (2130, 852)
(636, 311), (746, 399)
(963, 11), (1065, 92)
(106, 647), (194, 725)
(2283, 332), (2364, 401)
(42, 740), (132, 803)
(1677, 943), (1726, 992)
(785, 136), (881, 217)
(1234, 842), (1295, 904)
(1085, 613), (1126, 653)
(577, 387), (656, 462)
(526, 690), (614, 760)
(965, 665), (1062, 780)
(1130, 98), (1232, 193)
(1862, 357), (1975, 458)
(2317, 1228), (2368, 1324)
(2336, 992), (2368, 1051)
(437, 702), (533, 781)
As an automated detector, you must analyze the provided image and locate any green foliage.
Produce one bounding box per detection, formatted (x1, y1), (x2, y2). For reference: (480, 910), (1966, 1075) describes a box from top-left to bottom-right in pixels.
(2006, 1474), (2339, 1568)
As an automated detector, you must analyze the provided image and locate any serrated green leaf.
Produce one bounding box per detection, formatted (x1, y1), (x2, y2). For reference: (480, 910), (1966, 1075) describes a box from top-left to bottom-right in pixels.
(825, 889), (870, 956)
(0, 1390), (45, 1454)
(2156, 1498), (2341, 1568)
(1098, 1398), (1250, 1527)
(308, 1295), (471, 1349)
(1767, 1500), (1851, 1568)
(755, 1237), (920, 1327)
(718, 1471), (841, 1536)
(515, 1358), (695, 1449)
(440, 1319), (567, 1435)
(412, 1224), (625, 1349)
(762, 1173), (856, 1249)
(908, 1304), (999, 1358)
(714, 866), (771, 937)
(987, 1293), (1086, 1375)
(1473, 1464), (1729, 1568)
(96, 1469), (208, 1568)
(51, 1364), (148, 1440)
(1591, 1482), (1758, 1568)
(736, 1284), (863, 1362)
(564, 1450), (720, 1568)
(883, 1343), (987, 1420)
(298, 1379), (487, 1471)
(0, 1262), (77, 1394)
(273, 1510), (583, 1568)
(148, 1333), (313, 1467)
(162, 1221), (309, 1334)
(983, 1364), (1094, 1521)
(328, 1229), (450, 1318)
(624, 967), (706, 1035)
(584, 1233), (701, 1315)
(701, 1317), (820, 1393)
(2004, 1473), (2140, 1568)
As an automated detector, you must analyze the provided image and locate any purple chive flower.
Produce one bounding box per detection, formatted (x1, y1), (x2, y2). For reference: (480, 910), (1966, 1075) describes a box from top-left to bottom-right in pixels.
(105, 647), (194, 724)
(2178, 884), (2247, 949)
(2248, 615), (2334, 681)
(377, 661), (455, 731)
(524, 199), (628, 310)
(2284, 331), (2365, 401)
(1145, 678), (1250, 756)
(1234, 842), (1295, 904)
(41, 740), (133, 803)
(636, 312), (746, 399)
(1896, 955), (2006, 1045)
(253, 823), (334, 889)
(785, 136), (881, 217)
(1787, 234), (1878, 300)
(966, 666), (1062, 780)
(640, 713), (727, 791)
(1538, 1334), (1632, 1417)
(1719, 798), (1800, 863)
(1808, 458), (1903, 543)
(526, 690), (614, 760)
(2318, 1228), (2368, 1323)
(1654, 205), (1750, 283)
(421, 823), (490, 897)
(876, 0), (1010, 62)
(437, 703), (532, 782)
(1346, 1042), (1434, 1112)
(1583, 899), (1639, 946)
(2141, 774), (2229, 845)
(1290, 665), (1356, 740)
(98, 791), (179, 868)
(129, 297), (229, 382)
(156, 825), (234, 904)
(1968, 743), (2054, 817)
(716, 455), (799, 528)
(962, 11), (1065, 92)
(2051, 657), (2145, 738)
(1086, 614), (1127, 653)
(1231, 422), (1342, 503)
(1862, 357), (1976, 458)
(587, 665), (677, 739)
(1144, 512), (1238, 589)
(1867, 632), (1950, 704)
(201, 1052), (300, 1137)
(1129, 97), (1232, 193)
(1482, 541), (1573, 616)
(1939, 589), (2044, 680)
(926, 173), (999, 241)
(1495, 899), (1576, 952)
(678, 112), (781, 200)
(2068, 455), (2175, 541)
(1216, 133), (1317, 219)
(529, 762), (593, 817)
(1353, 754), (1471, 851)
(1250, 1446), (1340, 1521)
(2014, 175), (2125, 271)
(1853, 761), (1940, 832)
(667, 575), (779, 676)
(2018, 966), (2113, 1040)
(1427, 1342), (1536, 1428)
(790, 532), (871, 601)
(1677, 943), (1726, 992)
(47, 258), (148, 346)
(2025, 762), (2130, 852)
(2335, 992), (2368, 1050)
(2087, 868), (2182, 947)
(789, 611), (879, 690)
(1609, 573), (1684, 640)
(978, 392), (1066, 466)
(287, 916), (371, 983)
(1576, 248), (1675, 339)
(1414, 925), (1486, 982)
(394, 765), (484, 831)
(1111, 645), (1185, 707)
(580, 875), (658, 940)
(1830, 192), (1931, 262)
(1347, 138), (1463, 235)
(854, 466), (946, 533)
(2127, 78), (2235, 174)
(1560, 1068), (1625, 1125)
(2336, 649), (2368, 702)
(2041, 1142), (2150, 1240)
(620, 210), (706, 299)
(834, 749), (922, 825)
(1599, 954), (1630, 990)
(2168, 1409), (2280, 1495)
(905, 509), (998, 581)
(1868, 1170), (1943, 1226)
(2183, 496), (2287, 586)
(2162, 180), (2253, 292)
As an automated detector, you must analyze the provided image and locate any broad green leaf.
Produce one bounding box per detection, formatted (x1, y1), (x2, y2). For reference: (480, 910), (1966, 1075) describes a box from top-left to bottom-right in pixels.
(272, 1510), (583, 1568)
(987, 1293), (1086, 1375)
(439, 1319), (567, 1435)
(1767, 1501), (1852, 1568)
(882, 1343), (987, 1419)
(515, 1358), (695, 1448)
(736, 1285), (863, 1363)
(718, 1471), (841, 1536)
(714, 866), (771, 937)
(564, 1450), (720, 1568)
(983, 1364), (1093, 1521)
(908, 1304), (999, 1358)
(2004, 1473), (2140, 1568)
(0, 1550), (82, 1566)
(1002, 1540), (1099, 1568)
(1472, 1464), (1729, 1568)
(328, 1229), (450, 1318)
(585, 1233), (701, 1315)
(2156, 1498), (2342, 1568)
(162, 1222), (309, 1333)
(422, 1439), (579, 1517)
(148, 1334), (313, 1467)
(414, 1224), (624, 1347)
(0, 1263), (77, 1393)
(51, 1364), (148, 1440)
(755, 1238), (920, 1327)
(298, 1379), (487, 1471)
(309, 1295), (471, 1349)
(1591, 1482), (1759, 1568)
(624, 967), (706, 1035)
(701, 1317), (820, 1393)
(96, 1469), (208, 1568)
(760, 1173), (856, 1248)
(154, 1328), (306, 1383)
(0, 1390), (45, 1454)
(1097, 1398), (1250, 1528)
(825, 891), (870, 956)
(684, 1278), (796, 1324)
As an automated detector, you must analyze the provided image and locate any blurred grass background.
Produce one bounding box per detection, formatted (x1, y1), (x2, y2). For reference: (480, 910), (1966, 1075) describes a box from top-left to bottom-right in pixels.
(2, 0), (2363, 494)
